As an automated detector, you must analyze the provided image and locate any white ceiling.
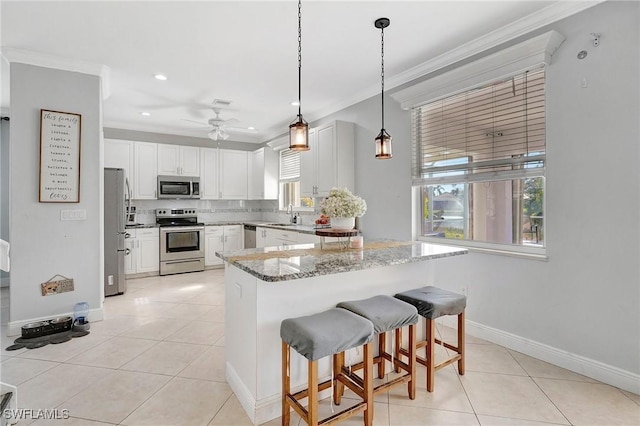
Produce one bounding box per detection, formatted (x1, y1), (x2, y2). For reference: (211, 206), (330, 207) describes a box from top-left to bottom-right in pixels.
(1, 1), (593, 144)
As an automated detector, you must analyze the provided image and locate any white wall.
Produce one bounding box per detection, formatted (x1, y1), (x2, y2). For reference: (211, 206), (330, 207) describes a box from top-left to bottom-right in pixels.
(0, 118), (9, 286)
(313, 1), (640, 391)
(8, 63), (103, 331)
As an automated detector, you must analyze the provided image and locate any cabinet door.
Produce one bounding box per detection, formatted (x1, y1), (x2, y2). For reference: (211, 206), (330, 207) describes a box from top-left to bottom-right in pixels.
(315, 124), (336, 196)
(137, 231), (159, 273)
(249, 148), (265, 200)
(205, 227), (225, 266)
(297, 232), (319, 245)
(104, 139), (134, 183)
(157, 144), (180, 176)
(180, 146), (200, 176)
(300, 128), (316, 197)
(220, 150), (248, 199)
(124, 233), (136, 275)
(133, 142), (158, 199)
(263, 228), (279, 248)
(224, 225), (244, 251)
(200, 147), (219, 200)
(256, 227), (267, 248)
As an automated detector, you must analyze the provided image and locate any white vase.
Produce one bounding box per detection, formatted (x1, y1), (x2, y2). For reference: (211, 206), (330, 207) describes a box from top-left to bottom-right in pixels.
(331, 217), (355, 230)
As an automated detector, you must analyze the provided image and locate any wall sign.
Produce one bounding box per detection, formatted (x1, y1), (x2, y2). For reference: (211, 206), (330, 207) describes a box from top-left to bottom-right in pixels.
(39, 109), (81, 203)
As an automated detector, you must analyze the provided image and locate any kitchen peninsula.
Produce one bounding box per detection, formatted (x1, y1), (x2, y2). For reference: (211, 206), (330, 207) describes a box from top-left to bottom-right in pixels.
(216, 240), (468, 425)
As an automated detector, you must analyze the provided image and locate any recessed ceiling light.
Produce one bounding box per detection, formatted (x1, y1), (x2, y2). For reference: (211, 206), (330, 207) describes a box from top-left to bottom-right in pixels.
(153, 74), (167, 81)
(290, 101), (300, 106)
(140, 112), (151, 116)
(248, 127), (255, 130)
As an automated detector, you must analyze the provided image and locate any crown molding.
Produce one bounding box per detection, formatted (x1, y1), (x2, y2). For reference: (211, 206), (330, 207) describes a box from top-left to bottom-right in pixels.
(300, 1), (603, 126)
(0, 47), (111, 100)
(391, 30), (565, 109)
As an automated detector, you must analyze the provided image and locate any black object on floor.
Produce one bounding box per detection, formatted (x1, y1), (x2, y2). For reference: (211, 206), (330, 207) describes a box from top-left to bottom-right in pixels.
(7, 329), (90, 351)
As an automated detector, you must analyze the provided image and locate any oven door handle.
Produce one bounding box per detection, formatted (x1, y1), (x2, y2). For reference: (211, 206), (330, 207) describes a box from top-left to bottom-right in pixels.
(161, 226), (204, 232)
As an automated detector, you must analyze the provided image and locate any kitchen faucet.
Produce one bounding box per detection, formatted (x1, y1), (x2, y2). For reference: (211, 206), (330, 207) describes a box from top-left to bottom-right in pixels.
(288, 204), (296, 223)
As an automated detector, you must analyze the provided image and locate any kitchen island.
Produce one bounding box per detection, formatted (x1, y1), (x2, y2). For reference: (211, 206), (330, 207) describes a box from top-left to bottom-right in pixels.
(216, 240), (468, 425)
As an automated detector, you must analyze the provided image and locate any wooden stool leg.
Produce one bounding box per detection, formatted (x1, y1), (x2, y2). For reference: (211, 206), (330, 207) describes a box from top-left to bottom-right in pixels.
(458, 310), (465, 375)
(308, 360), (318, 426)
(426, 318), (435, 392)
(333, 352), (343, 405)
(363, 341), (374, 426)
(282, 341), (291, 426)
(377, 332), (386, 379)
(408, 324), (417, 400)
(394, 328), (402, 373)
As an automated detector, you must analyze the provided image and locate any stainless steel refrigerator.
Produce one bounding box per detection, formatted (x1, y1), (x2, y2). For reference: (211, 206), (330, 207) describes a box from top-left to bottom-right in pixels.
(104, 167), (129, 296)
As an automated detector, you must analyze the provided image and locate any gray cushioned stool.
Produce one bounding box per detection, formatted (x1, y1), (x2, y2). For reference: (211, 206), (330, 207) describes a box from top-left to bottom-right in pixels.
(337, 295), (419, 400)
(394, 286), (466, 392)
(281, 308), (375, 426)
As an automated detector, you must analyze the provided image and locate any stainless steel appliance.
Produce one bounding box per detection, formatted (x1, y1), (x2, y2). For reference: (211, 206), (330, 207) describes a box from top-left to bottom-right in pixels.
(157, 175), (200, 199)
(157, 208), (205, 275)
(244, 224), (256, 249)
(104, 168), (130, 296)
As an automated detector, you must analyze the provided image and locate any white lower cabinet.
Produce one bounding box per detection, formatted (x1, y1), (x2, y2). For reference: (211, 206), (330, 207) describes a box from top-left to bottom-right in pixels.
(205, 225), (244, 266)
(125, 228), (159, 275)
(256, 227), (324, 248)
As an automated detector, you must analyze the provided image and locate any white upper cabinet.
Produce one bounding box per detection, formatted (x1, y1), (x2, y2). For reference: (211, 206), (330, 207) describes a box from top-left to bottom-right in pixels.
(133, 142), (158, 199)
(220, 149), (248, 199)
(248, 147), (278, 200)
(300, 121), (354, 198)
(104, 139), (134, 182)
(200, 147), (219, 200)
(158, 144), (200, 176)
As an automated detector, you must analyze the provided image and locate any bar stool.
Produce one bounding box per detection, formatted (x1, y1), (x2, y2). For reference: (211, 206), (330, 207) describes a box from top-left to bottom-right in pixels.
(280, 308), (375, 426)
(394, 286), (466, 392)
(336, 295), (419, 400)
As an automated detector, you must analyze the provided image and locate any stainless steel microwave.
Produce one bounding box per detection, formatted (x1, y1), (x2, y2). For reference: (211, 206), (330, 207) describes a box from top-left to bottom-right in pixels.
(157, 175), (200, 199)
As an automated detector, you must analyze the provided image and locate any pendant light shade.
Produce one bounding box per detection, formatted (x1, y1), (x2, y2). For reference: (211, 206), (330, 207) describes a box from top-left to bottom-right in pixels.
(375, 129), (392, 159)
(289, 116), (309, 150)
(374, 17), (392, 159)
(289, 0), (309, 151)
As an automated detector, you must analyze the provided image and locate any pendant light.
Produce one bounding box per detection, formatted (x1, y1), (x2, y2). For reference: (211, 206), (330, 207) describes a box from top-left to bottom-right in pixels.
(289, 0), (309, 151)
(374, 17), (392, 159)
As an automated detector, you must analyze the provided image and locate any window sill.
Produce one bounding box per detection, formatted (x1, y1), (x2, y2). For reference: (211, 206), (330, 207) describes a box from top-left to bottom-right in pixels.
(417, 237), (548, 261)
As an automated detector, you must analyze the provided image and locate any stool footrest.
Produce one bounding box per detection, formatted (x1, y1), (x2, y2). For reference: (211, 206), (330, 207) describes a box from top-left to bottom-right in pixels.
(415, 353), (462, 371)
(291, 379), (333, 401)
(319, 402), (367, 426)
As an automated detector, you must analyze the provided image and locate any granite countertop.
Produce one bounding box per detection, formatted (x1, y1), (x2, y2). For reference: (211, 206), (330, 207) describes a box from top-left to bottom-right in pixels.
(125, 224), (159, 229)
(216, 241), (468, 282)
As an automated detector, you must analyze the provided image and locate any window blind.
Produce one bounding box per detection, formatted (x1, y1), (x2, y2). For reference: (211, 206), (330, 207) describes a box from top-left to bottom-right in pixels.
(412, 68), (545, 185)
(280, 149), (300, 181)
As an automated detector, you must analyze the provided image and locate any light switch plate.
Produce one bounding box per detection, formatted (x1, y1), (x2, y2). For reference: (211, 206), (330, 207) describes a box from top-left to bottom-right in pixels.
(61, 209), (87, 221)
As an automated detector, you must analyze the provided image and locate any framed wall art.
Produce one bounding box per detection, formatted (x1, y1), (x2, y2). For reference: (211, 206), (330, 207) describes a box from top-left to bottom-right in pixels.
(39, 109), (82, 203)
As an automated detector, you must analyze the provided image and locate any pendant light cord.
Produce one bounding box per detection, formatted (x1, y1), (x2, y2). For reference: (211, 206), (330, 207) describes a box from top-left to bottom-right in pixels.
(297, 0), (302, 118)
(380, 24), (385, 129)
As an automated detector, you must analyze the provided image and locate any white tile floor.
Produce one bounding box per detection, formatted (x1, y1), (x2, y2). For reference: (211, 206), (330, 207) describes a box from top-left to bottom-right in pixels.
(1, 270), (638, 426)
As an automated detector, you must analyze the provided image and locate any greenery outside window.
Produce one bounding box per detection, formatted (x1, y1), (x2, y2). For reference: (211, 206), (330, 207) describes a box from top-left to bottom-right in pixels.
(412, 68), (546, 252)
(279, 149), (314, 211)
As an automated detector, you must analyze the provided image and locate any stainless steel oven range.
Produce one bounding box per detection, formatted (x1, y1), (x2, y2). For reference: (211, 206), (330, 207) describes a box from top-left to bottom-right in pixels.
(156, 208), (205, 276)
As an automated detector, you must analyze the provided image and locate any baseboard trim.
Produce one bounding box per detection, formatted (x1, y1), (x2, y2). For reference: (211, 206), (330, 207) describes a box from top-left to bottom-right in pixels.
(7, 307), (104, 337)
(226, 361), (333, 425)
(465, 320), (640, 395)
(226, 362), (258, 425)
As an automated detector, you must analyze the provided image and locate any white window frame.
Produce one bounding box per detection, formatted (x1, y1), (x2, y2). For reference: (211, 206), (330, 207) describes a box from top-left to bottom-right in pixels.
(395, 30), (564, 259)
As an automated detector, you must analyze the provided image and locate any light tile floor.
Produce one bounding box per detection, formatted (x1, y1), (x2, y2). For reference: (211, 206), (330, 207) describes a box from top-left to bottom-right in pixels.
(0, 270), (638, 425)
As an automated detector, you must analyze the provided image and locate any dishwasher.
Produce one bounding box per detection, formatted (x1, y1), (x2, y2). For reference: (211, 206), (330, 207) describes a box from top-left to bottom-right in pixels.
(244, 224), (256, 248)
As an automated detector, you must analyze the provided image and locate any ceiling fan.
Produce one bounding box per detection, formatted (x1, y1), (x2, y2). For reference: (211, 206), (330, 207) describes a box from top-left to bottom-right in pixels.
(183, 100), (257, 141)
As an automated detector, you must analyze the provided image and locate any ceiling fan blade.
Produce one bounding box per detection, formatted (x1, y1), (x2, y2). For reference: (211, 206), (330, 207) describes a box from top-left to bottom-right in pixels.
(181, 118), (209, 127)
(226, 126), (259, 134)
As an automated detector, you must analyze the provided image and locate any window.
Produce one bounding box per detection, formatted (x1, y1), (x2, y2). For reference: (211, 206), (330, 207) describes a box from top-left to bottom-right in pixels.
(412, 68), (545, 250)
(279, 149), (314, 210)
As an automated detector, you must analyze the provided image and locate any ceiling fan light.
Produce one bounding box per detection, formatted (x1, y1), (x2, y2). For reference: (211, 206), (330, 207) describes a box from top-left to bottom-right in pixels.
(289, 116), (309, 151)
(208, 131), (218, 141)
